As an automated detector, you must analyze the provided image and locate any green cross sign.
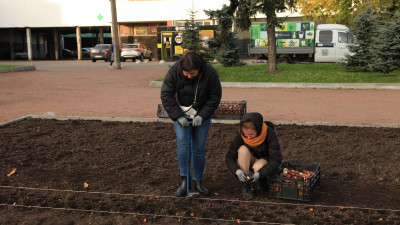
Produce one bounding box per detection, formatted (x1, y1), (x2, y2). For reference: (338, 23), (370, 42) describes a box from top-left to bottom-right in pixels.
(97, 14), (104, 21)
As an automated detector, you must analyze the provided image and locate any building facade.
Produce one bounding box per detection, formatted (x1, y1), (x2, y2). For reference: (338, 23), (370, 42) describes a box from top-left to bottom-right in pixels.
(0, 0), (301, 60)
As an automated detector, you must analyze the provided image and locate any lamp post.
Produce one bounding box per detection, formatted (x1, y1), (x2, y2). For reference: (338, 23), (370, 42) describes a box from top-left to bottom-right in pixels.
(110, 0), (121, 69)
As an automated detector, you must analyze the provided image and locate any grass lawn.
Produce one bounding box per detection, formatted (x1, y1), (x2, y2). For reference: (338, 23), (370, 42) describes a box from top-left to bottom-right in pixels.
(157, 63), (400, 83)
(0, 65), (19, 69)
(214, 63), (400, 83)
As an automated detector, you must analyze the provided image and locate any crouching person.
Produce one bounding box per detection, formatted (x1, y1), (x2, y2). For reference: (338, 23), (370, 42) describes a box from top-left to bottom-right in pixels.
(225, 112), (282, 199)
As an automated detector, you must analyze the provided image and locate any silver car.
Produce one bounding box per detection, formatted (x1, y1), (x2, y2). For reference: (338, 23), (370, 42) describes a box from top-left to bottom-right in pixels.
(120, 43), (152, 62)
(90, 44), (111, 62)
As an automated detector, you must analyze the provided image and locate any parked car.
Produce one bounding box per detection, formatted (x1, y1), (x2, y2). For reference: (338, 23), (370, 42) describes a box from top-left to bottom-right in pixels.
(81, 47), (93, 58)
(62, 49), (76, 58)
(90, 44), (111, 62)
(73, 47), (92, 59)
(120, 43), (152, 62)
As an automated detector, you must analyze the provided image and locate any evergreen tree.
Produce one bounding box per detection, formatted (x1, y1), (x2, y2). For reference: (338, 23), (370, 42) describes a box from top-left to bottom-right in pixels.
(343, 6), (379, 72)
(371, 12), (400, 73)
(182, 10), (202, 54)
(182, 10), (213, 61)
(205, 5), (242, 66)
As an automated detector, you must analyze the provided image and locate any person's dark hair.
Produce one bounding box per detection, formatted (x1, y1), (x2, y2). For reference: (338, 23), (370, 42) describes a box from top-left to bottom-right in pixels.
(179, 51), (204, 75)
(240, 120), (256, 135)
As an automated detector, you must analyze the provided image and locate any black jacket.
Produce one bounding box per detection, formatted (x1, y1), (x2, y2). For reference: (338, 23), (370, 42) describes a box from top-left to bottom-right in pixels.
(225, 113), (282, 179)
(160, 60), (222, 121)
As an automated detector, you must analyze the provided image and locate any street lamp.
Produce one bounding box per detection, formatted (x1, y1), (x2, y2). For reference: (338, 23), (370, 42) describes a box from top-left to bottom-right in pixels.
(110, 0), (121, 69)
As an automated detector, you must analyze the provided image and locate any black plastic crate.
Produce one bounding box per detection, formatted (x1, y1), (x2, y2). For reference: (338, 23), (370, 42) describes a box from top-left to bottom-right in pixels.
(213, 100), (246, 120)
(268, 161), (320, 201)
(157, 104), (169, 118)
(157, 100), (246, 120)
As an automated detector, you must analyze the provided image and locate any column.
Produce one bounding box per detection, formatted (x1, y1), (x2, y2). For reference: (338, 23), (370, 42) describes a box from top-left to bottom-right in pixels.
(99, 27), (104, 44)
(76, 26), (82, 60)
(26, 27), (33, 61)
(54, 28), (59, 60)
(9, 29), (15, 60)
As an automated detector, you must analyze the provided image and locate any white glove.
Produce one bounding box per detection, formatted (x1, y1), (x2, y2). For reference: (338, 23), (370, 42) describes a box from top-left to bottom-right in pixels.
(250, 172), (260, 183)
(235, 169), (248, 182)
(192, 115), (203, 127)
(177, 116), (190, 127)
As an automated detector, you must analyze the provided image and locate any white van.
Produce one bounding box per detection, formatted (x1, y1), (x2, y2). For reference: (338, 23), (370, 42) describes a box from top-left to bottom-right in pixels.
(314, 24), (354, 63)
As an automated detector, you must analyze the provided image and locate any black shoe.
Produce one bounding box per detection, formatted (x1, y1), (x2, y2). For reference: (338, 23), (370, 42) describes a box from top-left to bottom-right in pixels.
(257, 178), (268, 192)
(194, 180), (211, 196)
(176, 176), (187, 197)
(242, 182), (255, 199)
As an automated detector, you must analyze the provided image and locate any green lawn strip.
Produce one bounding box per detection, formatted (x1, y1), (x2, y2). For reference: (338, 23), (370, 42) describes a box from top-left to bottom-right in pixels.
(216, 63), (400, 83)
(0, 65), (19, 69)
(156, 63), (400, 83)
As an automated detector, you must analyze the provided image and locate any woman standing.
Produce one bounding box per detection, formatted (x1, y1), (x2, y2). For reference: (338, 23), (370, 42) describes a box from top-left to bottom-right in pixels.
(226, 112), (282, 199)
(161, 51), (222, 197)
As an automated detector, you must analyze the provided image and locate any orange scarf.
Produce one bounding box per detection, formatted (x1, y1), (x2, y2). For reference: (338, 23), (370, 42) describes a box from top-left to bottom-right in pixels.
(241, 123), (267, 147)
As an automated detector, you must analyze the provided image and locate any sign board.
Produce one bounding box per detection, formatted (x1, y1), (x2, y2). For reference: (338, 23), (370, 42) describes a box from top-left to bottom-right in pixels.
(147, 26), (157, 35)
(175, 35), (183, 44)
(250, 22), (315, 48)
(134, 26), (147, 35)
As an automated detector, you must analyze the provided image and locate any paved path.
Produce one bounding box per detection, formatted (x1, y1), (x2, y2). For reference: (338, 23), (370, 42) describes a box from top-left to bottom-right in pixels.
(1, 60), (399, 127)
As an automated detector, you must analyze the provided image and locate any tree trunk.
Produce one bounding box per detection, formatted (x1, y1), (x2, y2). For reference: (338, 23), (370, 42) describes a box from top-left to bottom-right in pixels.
(267, 24), (277, 72)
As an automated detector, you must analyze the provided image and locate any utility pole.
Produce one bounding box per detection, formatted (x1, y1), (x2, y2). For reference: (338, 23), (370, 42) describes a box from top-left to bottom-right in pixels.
(110, 0), (121, 69)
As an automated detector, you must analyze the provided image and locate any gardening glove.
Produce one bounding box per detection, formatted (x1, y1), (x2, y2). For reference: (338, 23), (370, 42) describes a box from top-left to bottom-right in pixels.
(177, 116), (190, 127)
(250, 172), (260, 183)
(192, 115), (203, 127)
(235, 169), (248, 183)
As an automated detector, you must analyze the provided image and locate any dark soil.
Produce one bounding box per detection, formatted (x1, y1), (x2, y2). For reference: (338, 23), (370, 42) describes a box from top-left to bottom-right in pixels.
(1, 118), (399, 225)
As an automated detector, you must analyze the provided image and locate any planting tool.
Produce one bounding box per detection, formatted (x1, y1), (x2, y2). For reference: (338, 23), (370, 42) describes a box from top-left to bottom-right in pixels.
(186, 122), (199, 199)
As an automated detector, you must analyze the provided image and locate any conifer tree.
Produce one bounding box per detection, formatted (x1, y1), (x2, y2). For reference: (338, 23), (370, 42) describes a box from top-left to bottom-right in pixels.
(205, 5), (242, 66)
(371, 12), (400, 73)
(182, 10), (202, 54)
(343, 6), (379, 72)
(182, 10), (213, 61)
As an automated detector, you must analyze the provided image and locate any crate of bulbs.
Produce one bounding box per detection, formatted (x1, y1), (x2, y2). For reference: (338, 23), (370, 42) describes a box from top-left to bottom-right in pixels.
(157, 100), (246, 120)
(268, 161), (321, 201)
(212, 100), (246, 120)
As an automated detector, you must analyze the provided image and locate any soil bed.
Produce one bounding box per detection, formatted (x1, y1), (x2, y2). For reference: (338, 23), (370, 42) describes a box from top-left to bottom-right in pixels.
(1, 118), (399, 224)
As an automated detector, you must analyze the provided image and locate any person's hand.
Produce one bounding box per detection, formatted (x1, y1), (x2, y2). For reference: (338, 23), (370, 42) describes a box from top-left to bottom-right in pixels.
(250, 172), (260, 183)
(177, 116), (190, 127)
(235, 169), (248, 182)
(192, 115), (203, 127)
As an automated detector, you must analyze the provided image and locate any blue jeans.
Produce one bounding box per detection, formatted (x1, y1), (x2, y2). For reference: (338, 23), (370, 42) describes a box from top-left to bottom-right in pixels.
(174, 117), (211, 181)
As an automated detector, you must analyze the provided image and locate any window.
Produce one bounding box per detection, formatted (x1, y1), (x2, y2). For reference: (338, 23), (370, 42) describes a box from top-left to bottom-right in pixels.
(348, 32), (354, 43)
(319, 30), (332, 42)
(176, 20), (214, 26)
(338, 31), (355, 43)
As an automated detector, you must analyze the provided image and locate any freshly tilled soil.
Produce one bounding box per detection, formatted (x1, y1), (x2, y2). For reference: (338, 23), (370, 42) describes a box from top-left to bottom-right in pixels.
(1, 118), (399, 224)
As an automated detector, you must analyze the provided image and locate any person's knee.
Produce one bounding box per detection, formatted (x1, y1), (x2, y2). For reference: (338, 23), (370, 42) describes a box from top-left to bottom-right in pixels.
(238, 145), (250, 154)
(191, 146), (205, 157)
(252, 159), (267, 172)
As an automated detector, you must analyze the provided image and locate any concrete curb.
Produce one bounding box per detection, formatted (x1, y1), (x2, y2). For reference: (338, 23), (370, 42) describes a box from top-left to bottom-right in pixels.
(1, 115), (399, 128)
(149, 81), (400, 90)
(0, 65), (36, 73)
